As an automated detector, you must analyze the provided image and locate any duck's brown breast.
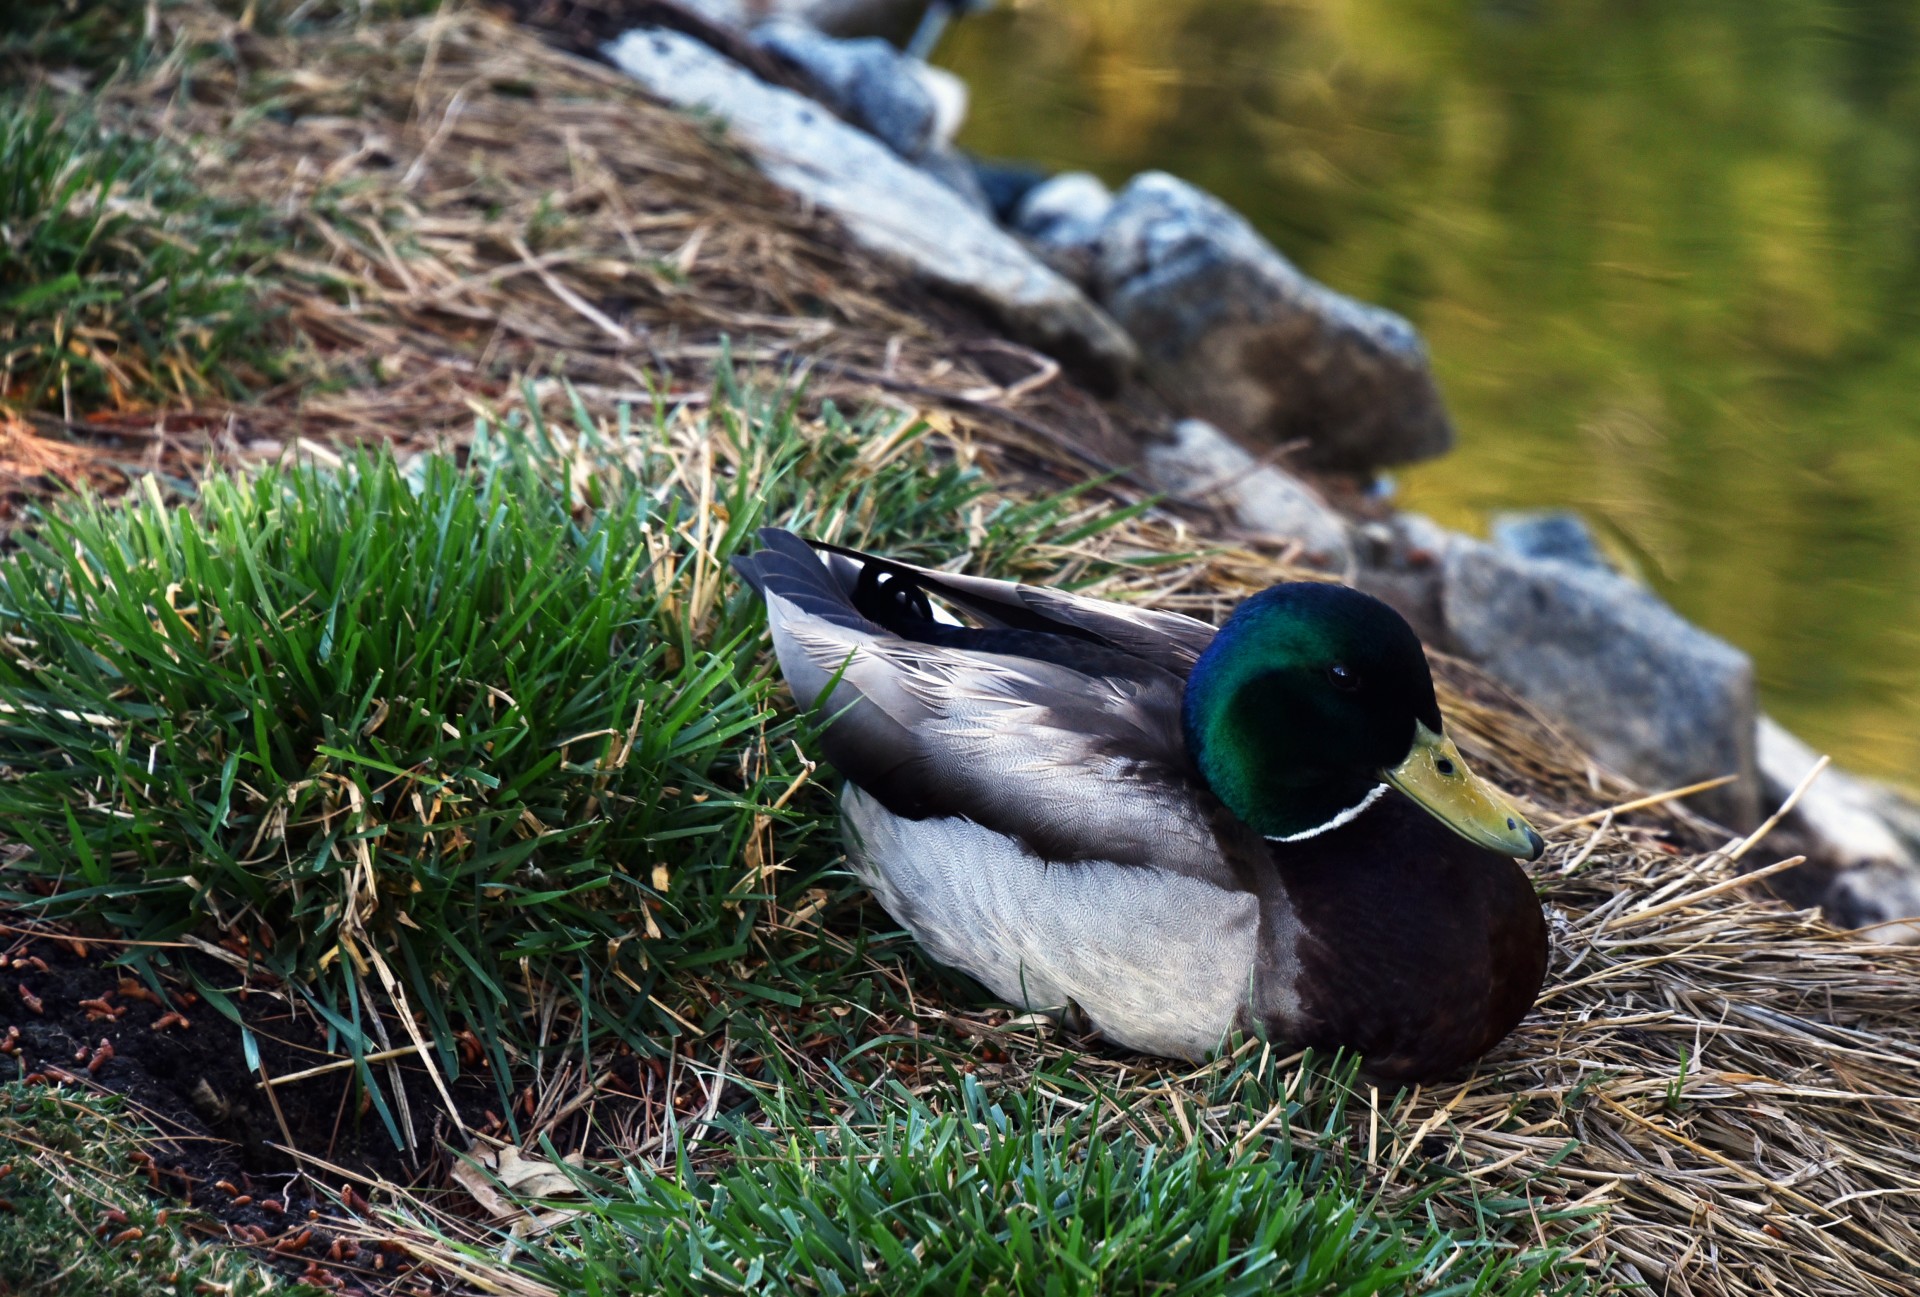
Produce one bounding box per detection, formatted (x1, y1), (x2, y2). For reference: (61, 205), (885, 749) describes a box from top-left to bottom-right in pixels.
(1259, 792), (1549, 1082)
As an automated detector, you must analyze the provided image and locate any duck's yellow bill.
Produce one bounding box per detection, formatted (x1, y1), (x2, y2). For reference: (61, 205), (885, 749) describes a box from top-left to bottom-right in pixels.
(1383, 722), (1545, 860)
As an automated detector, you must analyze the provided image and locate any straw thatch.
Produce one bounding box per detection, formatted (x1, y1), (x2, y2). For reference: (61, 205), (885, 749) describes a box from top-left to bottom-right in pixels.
(13, 5), (1920, 1294)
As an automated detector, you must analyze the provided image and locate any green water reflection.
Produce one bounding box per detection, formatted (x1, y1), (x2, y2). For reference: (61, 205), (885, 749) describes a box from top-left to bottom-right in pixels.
(942, 0), (1920, 784)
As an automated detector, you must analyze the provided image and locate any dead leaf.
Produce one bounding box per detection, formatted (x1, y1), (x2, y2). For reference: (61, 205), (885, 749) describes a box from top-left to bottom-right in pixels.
(450, 1144), (587, 1221)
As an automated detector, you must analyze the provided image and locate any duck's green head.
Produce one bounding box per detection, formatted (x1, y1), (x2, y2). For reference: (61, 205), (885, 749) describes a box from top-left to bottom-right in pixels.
(1184, 582), (1544, 860)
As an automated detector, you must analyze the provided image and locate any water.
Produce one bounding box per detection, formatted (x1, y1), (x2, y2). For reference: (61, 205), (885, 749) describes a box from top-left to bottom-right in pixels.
(941, 0), (1920, 786)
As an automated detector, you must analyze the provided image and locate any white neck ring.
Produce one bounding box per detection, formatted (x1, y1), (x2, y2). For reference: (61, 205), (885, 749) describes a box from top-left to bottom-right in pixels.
(1265, 782), (1389, 843)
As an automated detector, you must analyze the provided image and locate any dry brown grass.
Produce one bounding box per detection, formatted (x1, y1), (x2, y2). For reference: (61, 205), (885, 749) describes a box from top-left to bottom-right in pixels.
(6, 0), (1141, 499)
(8, 4), (1920, 1295)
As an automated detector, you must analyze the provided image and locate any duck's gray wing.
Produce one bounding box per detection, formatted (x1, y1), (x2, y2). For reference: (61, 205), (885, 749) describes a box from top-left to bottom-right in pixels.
(807, 538), (1218, 677)
(736, 534), (1235, 884)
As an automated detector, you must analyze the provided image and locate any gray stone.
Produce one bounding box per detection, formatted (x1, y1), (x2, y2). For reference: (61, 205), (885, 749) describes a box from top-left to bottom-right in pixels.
(1758, 717), (1910, 871)
(1849, 784), (1920, 940)
(674, 0), (939, 39)
(604, 29), (1136, 387)
(747, 22), (985, 208)
(1350, 512), (1451, 645)
(1825, 863), (1920, 943)
(1093, 172), (1453, 474)
(1865, 780), (1920, 853)
(1391, 512), (1454, 561)
(1490, 509), (1611, 573)
(1141, 418), (1352, 571)
(914, 143), (993, 212)
(1016, 171), (1111, 243)
(1439, 538), (1760, 829)
(970, 158), (1051, 223)
(749, 20), (937, 159)
(1352, 515), (1762, 828)
(1759, 717), (1920, 941)
(1014, 171), (1112, 289)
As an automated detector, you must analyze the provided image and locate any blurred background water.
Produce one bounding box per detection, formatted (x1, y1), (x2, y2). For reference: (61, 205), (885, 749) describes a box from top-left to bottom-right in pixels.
(940, 0), (1920, 787)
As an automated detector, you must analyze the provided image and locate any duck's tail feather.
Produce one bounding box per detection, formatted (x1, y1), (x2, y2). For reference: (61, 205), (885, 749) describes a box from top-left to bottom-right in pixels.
(734, 529), (952, 640)
(808, 537), (1219, 675)
(731, 528), (878, 634)
(735, 529), (1220, 677)
(809, 537), (1090, 640)
(733, 530), (926, 788)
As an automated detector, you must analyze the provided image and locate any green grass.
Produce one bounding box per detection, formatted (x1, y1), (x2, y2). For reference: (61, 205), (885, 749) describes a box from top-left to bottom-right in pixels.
(0, 2), (156, 74)
(0, 94), (280, 417)
(0, 380), (1127, 1126)
(526, 1062), (1589, 1297)
(0, 1082), (305, 1295)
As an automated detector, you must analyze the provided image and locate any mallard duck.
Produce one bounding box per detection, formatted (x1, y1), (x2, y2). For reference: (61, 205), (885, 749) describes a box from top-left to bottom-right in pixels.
(734, 529), (1548, 1080)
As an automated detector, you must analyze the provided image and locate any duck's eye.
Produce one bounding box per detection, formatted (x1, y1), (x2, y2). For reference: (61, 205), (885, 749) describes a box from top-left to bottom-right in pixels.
(1326, 663), (1360, 691)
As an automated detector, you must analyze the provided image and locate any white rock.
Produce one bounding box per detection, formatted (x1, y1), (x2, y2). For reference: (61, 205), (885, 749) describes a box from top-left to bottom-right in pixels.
(604, 29), (1135, 386)
(1141, 418), (1352, 571)
(1758, 717), (1910, 869)
(1013, 171), (1112, 288)
(1758, 716), (1920, 942)
(909, 62), (969, 149)
(750, 19), (939, 158)
(746, 19), (986, 208)
(1017, 172), (1112, 235)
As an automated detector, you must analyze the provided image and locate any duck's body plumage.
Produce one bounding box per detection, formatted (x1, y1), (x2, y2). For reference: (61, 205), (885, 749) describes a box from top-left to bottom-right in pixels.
(734, 530), (1547, 1081)
(845, 786), (1265, 1061)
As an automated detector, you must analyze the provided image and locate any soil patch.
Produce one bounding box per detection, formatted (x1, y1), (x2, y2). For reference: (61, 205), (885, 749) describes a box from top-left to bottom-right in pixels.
(0, 921), (665, 1291)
